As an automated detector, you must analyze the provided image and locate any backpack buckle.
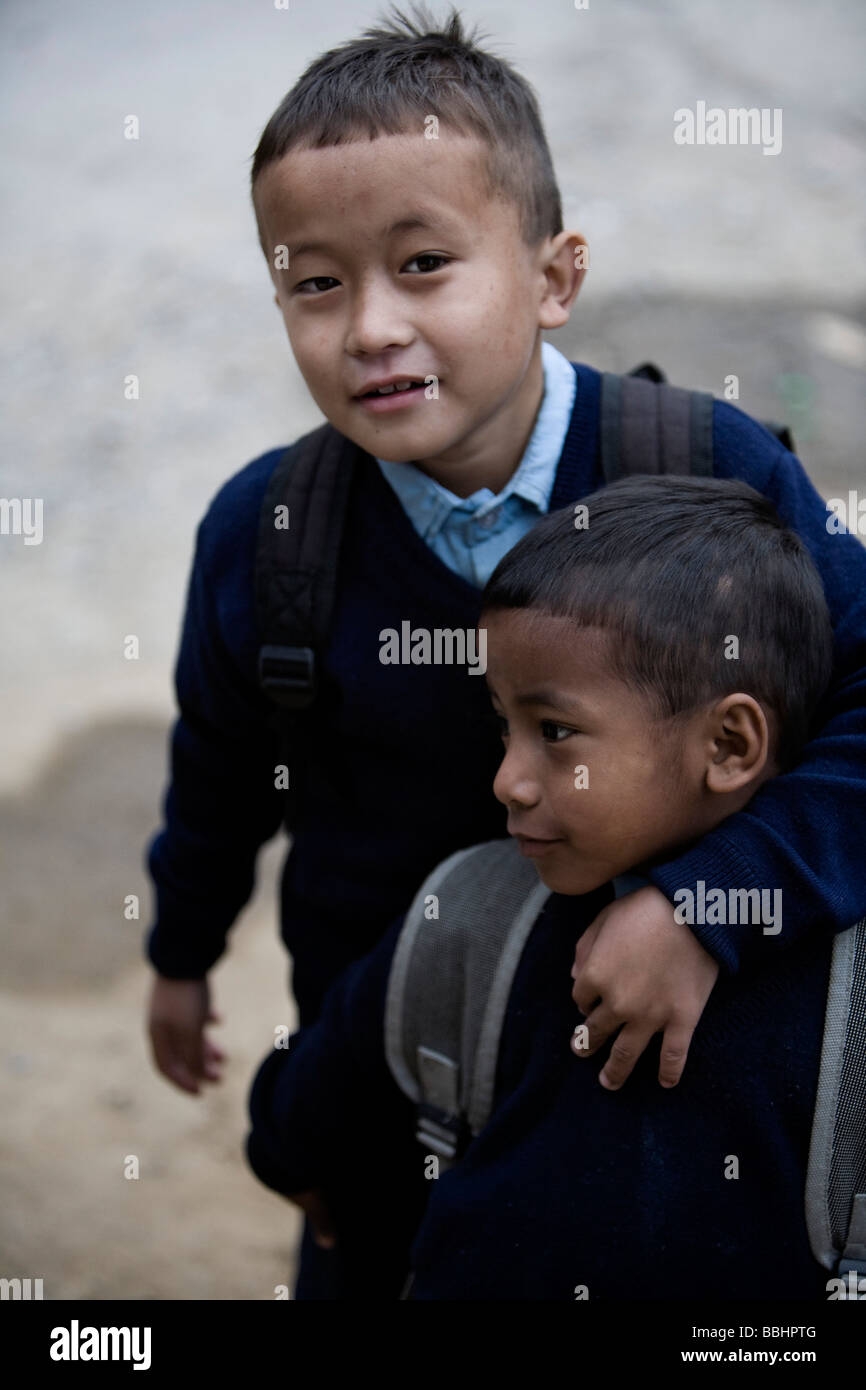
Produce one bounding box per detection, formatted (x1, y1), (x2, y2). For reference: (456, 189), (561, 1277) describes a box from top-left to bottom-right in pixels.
(258, 644), (316, 710)
(415, 1102), (469, 1164)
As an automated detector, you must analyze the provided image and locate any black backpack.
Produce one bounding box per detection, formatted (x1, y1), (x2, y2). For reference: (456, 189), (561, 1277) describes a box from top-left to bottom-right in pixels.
(254, 363), (793, 779)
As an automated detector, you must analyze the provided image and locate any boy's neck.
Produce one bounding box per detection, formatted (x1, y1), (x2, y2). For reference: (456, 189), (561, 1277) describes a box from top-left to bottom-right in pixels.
(413, 348), (546, 499)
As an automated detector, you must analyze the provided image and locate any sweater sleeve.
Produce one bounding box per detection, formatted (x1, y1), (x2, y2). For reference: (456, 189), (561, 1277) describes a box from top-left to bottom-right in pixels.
(145, 460), (287, 978)
(245, 917), (415, 1199)
(647, 402), (866, 974)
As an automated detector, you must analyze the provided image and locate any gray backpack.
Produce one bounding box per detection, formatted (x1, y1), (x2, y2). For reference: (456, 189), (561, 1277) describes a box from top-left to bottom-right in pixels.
(383, 838), (866, 1283)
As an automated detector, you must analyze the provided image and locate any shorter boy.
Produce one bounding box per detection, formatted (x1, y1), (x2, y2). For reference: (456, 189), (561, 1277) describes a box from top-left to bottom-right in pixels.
(246, 474), (837, 1300)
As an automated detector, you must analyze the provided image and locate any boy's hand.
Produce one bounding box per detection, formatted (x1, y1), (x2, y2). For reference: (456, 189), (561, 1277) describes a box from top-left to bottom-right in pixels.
(287, 1188), (338, 1249)
(147, 975), (226, 1094)
(570, 885), (719, 1090)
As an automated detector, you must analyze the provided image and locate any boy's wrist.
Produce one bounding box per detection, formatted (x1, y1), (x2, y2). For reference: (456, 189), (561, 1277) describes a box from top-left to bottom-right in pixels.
(151, 969), (206, 982)
(146, 922), (226, 981)
(645, 833), (774, 977)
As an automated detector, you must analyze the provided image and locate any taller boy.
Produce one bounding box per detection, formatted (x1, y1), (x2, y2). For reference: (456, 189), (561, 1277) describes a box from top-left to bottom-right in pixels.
(145, 7), (866, 1292)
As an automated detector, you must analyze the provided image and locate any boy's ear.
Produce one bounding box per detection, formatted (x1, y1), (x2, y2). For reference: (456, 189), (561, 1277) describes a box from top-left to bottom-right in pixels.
(704, 694), (772, 794)
(537, 230), (589, 330)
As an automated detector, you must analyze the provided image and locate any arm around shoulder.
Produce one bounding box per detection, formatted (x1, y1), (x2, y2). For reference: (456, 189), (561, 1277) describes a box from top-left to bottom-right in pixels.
(648, 410), (866, 970)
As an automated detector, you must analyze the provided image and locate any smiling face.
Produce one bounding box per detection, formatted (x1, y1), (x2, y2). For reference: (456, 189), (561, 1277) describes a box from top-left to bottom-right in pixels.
(253, 130), (584, 496)
(484, 609), (721, 896)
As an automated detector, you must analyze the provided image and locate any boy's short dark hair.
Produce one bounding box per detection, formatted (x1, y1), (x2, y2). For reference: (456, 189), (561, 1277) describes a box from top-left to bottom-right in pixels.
(251, 5), (563, 247)
(482, 475), (834, 774)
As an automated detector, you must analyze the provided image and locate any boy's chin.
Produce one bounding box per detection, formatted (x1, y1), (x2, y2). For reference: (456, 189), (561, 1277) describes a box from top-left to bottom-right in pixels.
(532, 859), (608, 897)
(340, 429), (420, 466)
(340, 412), (457, 466)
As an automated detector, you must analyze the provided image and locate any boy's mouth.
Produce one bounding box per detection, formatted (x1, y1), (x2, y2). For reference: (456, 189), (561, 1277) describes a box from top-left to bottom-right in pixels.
(353, 376), (429, 412)
(512, 832), (565, 858)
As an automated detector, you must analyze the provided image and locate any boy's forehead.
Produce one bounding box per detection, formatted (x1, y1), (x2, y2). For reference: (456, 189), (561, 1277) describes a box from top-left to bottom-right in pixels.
(485, 611), (617, 690)
(254, 130), (514, 241)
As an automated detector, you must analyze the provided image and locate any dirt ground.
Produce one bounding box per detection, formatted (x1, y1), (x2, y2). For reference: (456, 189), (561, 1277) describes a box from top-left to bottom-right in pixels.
(0, 720), (302, 1300)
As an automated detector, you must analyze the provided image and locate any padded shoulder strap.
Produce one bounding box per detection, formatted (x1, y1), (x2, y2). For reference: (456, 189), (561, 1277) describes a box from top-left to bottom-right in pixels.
(384, 838), (550, 1165)
(599, 369), (714, 482)
(255, 423), (359, 710)
(805, 914), (866, 1276)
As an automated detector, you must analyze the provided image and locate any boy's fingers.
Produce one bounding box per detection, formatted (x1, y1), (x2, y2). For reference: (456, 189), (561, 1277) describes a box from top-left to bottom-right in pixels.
(178, 1028), (206, 1080)
(598, 1024), (656, 1090)
(657, 1022), (694, 1089)
(152, 1036), (201, 1094)
(201, 1038), (226, 1082)
(152, 1021), (206, 1087)
(165, 1061), (201, 1095)
(153, 1029), (222, 1092)
(149, 1025), (181, 1082)
(570, 1000), (619, 1057)
(570, 920), (601, 983)
(572, 975), (603, 1016)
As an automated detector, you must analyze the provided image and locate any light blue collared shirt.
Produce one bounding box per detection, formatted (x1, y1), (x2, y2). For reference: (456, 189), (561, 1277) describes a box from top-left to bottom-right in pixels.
(377, 341), (578, 588)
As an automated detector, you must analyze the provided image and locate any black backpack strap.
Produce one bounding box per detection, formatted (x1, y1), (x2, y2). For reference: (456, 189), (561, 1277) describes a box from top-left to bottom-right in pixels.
(760, 419), (796, 453)
(255, 423), (358, 711)
(599, 365), (714, 483)
(254, 424), (359, 821)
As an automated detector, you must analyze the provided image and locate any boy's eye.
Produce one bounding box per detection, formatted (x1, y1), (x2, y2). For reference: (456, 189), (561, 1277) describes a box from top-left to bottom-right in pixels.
(293, 256), (447, 293)
(402, 253), (450, 274)
(488, 713), (574, 742)
(540, 720), (575, 743)
(295, 276), (340, 295)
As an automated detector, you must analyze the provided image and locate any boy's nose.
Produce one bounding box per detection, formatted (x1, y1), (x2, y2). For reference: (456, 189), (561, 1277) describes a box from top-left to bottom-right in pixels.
(345, 281), (415, 356)
(493, 748), (541, 811)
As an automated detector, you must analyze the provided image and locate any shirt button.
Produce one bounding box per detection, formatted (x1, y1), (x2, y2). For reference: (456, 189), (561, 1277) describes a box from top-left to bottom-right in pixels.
(476, 508), (501, 531)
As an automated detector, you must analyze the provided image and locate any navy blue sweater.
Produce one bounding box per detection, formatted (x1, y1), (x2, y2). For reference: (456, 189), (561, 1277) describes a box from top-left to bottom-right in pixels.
(146, 362), (866, 1023)
(246, 885), (833, 1300)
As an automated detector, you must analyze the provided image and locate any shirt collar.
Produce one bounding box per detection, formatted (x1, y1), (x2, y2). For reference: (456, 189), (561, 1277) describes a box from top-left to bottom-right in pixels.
(376, 342), (577, 543)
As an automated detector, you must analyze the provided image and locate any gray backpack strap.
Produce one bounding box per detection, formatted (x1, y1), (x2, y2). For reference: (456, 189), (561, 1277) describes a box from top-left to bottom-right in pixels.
(384, 838), (551, 1168)
(599, 370), (714, 482)
(805, 915), (866, 1275)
